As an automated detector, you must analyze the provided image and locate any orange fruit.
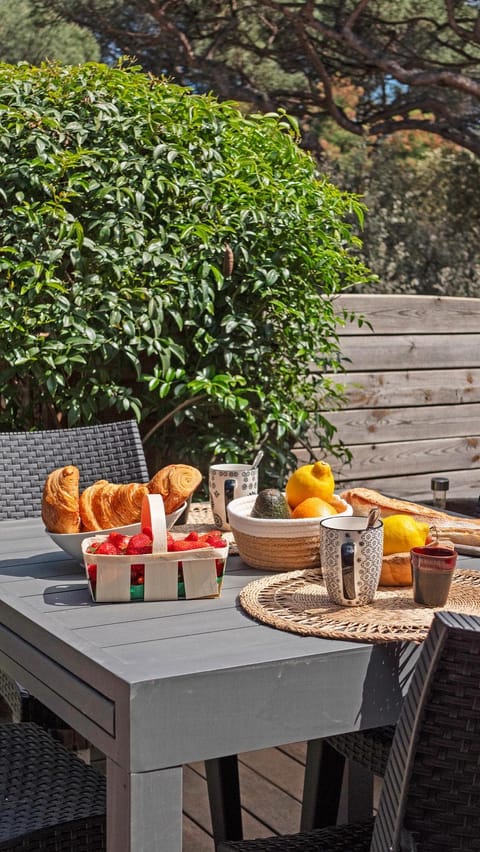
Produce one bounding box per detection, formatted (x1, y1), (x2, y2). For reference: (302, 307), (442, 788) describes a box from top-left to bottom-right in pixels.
(285, 461), (335, 509)
(327, 493), (348, 513)
(291, 497), (337, 519)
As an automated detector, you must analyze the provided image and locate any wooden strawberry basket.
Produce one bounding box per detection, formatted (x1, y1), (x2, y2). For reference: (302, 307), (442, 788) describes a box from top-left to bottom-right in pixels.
(82, 494), (228, 603)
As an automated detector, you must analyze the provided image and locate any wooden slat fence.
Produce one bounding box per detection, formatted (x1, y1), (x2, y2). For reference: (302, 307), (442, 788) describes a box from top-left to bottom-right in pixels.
(296, 294), (480, 501)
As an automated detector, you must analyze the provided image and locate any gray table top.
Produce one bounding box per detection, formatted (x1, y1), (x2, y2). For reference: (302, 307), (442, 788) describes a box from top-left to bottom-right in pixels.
(0, 517), (438, 773)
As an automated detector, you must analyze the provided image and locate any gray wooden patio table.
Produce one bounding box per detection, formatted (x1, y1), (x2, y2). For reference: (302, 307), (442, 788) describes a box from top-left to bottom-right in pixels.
(0, 517), (429, 851)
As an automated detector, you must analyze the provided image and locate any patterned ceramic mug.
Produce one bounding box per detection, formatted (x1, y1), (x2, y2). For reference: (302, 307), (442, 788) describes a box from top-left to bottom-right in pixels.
(209, 464), (259, 530)
(320, 515), (384, 606)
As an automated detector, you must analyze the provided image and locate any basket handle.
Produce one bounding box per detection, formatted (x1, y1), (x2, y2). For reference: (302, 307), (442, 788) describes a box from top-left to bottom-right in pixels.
(141, 493), (167, 552)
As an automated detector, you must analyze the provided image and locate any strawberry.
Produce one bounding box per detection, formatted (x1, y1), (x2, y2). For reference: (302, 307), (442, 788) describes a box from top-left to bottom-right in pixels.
(184, 530), (200, 541)
(87, 564), (97, 582)
(95, 541), (120, 555)
(168, 539), (208, 552)
(201, 533), (227, 547)
(126, 533), (153, 555)
(107, 532), (130, 551)
(130, 565), (145, 585)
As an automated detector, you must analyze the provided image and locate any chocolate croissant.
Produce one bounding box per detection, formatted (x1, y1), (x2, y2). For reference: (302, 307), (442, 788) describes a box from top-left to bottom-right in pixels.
(42, 465), (81, 533)
(148, 464), (202, 514)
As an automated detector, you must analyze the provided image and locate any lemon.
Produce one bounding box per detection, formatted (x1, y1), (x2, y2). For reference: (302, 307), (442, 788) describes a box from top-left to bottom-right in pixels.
(382, 514), (430, 556)
(285, 461), (335, 508)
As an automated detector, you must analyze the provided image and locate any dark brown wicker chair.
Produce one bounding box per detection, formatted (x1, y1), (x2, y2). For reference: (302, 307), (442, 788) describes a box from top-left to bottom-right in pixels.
(0, 722), (106, 851)
(217, 610), (480, 852)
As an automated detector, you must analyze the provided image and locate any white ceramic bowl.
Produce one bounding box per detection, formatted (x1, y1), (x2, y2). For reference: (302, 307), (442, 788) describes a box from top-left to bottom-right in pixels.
(47, 501), (187, 563)
(227, 493), (352, 571)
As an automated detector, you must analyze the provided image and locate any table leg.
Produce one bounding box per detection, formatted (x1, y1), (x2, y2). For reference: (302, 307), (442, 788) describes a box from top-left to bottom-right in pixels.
(107, 758), (183, 852)
(205, 755), (243, 845)
(338, 760), (374, 824)
(300, 739), (345, 830)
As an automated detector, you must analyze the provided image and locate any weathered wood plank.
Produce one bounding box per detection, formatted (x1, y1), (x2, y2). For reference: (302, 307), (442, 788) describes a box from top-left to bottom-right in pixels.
(335, 470), (480, 502)
(338, 435), (480, 479)
(278, 742), (307, 763)
(183, 765), (214, 836)
(292, 463), (480, 502)
(305, 296), (480, 497)
(183, 815), (213, 852)
(332, 369), (480, 408)
(313, 334), (480, 373)
(240, 747), (304, 800)
(334, 294), (480, 334)
(183, 747), (307, 852)
(239, 763), (302, 836)
(319, 402), (480, 445)
(296, 436), (480, 481)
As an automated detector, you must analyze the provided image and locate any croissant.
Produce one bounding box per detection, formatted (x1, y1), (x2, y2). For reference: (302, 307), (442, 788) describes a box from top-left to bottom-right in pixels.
(148, 464), (202, 514)
(79, 480), (109, 532)
(91, 481), (119, 530)
(44, 461), (202, 534)
(42, 466), (81, 533)
(109, 483), (149, 527)
(79, 480), (149, 531)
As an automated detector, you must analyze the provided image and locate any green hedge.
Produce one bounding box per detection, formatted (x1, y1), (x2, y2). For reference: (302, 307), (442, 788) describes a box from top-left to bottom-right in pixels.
(0, 60), (374, 485)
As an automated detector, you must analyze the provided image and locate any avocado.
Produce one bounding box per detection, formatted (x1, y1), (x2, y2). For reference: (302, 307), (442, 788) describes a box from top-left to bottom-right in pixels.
(251, 489), (291, 519)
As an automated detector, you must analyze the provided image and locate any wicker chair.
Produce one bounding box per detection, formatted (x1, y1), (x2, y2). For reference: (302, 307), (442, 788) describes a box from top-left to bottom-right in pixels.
(0, 420), (150, 731)
(298, 725), (393, 832)
(0, 722), (106, 851)
(0, 421), (233, 847)
(218, 610), (480, 852)
(0, 420), (149, 521)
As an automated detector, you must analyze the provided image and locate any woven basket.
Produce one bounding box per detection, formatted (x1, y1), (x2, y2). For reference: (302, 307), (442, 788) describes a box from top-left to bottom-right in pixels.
(232, 528), (322, 570)
(227, 494), (352, 572)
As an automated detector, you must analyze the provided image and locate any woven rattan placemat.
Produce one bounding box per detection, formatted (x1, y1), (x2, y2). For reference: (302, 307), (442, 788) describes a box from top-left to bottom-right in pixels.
(239, 568), (480, 644)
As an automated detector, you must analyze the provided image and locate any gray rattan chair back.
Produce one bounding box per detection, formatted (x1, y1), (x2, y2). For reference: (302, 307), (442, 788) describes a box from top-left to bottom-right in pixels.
(218, 612), (480, 852)
(0, 420), (149, 520)
(0, 722), (106, 850)
(371, 610), (480, 852)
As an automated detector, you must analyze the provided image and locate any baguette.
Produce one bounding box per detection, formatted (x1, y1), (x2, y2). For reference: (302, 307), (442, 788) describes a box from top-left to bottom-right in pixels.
(380, 552), (412, 587)
(340, 487), (480, 547)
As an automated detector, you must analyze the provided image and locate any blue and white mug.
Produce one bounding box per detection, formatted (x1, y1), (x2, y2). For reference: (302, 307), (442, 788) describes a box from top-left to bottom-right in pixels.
(209, 464), (258, 530)
(320, 515), (384, 606)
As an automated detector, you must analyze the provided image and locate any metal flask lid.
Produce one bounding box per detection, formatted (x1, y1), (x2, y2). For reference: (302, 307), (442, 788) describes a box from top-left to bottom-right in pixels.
(431, 476), (450, 492)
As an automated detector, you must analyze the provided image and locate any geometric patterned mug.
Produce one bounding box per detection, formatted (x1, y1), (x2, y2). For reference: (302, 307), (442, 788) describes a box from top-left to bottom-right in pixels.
(320, 515), (384, 606)
(209, 464), (258, 530)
